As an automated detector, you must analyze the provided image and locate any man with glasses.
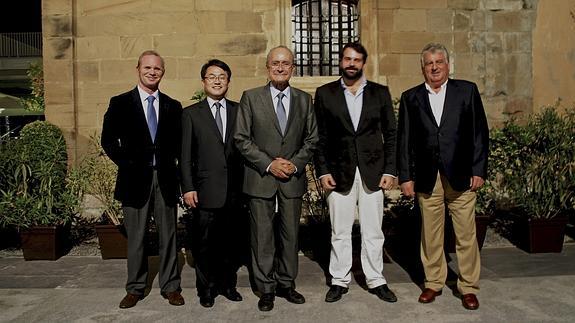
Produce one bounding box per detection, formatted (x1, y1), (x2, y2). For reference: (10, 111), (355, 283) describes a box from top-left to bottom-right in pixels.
(234, 46), (318, 312)
(181, 59), (247, 308)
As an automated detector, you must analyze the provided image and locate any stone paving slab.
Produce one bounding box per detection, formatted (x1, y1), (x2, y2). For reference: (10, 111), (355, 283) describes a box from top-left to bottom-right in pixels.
(1, 246), (575, 322)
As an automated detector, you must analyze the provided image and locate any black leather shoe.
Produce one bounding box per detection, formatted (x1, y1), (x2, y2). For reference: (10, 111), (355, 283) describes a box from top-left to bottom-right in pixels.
(119, 293), (142, 309)
(276, 287), (305, 304)
(369, 284), (397, 303)
(199, 296), (215, 308)
(258, 293), (275, 311)
(220, 288), (243, 302)
(325, 285), (348, 303)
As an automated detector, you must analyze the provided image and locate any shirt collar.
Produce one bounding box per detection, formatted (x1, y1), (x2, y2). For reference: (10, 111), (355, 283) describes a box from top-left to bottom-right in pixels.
(207, 96), (227, 109)
(137, 85), (159, 102)
(424, 79), (448, 94)
(340, 76), (367, 92)
(269, 83), (291, 99)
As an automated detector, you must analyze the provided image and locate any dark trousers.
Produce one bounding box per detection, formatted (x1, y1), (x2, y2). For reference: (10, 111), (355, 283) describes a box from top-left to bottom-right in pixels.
(249, 191), (302, 294)
(191, 203), (248, 298)
(123, 171), (181, 295)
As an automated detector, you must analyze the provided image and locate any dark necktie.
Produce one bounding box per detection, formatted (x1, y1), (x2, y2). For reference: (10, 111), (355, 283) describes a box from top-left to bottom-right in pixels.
(214, 102), (224, 141)
(276, 92), (287, 135)
(146, 95), (157, 142)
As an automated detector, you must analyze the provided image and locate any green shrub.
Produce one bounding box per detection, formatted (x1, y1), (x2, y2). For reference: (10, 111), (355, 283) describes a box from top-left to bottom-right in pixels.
(76, 134), (122, 225)
(0, 121), (81, 229)
(494, 106), (575, 219)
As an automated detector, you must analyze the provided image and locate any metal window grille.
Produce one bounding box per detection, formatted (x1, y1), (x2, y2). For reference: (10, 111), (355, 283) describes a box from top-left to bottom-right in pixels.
(291, 0), (359, 77)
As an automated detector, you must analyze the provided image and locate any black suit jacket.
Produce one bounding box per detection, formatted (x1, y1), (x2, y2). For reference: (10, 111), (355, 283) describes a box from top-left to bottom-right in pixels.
(180, 99), (242, 209)
(314, 80), (397, 192)
(101, 87), (182, 207)
(397, 79), (489, 194)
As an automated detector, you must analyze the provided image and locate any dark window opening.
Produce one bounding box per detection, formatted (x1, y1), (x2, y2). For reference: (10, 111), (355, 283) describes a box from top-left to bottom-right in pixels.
(291, 0), (360, 76)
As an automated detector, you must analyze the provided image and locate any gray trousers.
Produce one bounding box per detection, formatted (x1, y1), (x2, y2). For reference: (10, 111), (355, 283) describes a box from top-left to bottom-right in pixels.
(249, 190), (302, 294)
(123, 170), (181, 295)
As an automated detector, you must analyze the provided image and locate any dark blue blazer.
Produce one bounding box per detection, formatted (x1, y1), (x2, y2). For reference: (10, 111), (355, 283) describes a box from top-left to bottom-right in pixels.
(101, 87), (182, 207)
(397, 79), (489, 194)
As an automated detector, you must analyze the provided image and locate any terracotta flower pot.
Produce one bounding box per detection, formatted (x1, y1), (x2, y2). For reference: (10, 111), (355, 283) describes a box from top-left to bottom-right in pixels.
(444, 214), (491, 253)
(515, 216), (568, 253)
(20, 225), (69, 261)
(94, 224), (128, 259)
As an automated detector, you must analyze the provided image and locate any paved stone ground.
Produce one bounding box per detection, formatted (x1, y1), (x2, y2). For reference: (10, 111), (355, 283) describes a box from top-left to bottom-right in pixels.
(1, 245), (575, 322)
(1, 220), (575, 322)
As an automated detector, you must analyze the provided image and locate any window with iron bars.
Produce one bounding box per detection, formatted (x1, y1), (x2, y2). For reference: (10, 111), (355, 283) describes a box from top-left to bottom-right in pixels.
(291, 0), (359, 77)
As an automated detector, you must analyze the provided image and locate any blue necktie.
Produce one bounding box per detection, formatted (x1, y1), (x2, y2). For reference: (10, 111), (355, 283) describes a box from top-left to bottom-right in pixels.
(146, 95), (157, 142)
(214, 102), (224, 141)
(276, 92), (287, 135)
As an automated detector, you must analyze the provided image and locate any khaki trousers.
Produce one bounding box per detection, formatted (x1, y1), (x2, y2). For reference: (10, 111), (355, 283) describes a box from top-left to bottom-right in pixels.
(417, 172), (480, 294)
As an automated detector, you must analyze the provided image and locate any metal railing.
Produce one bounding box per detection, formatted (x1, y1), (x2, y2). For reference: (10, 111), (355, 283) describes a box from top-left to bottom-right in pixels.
(0, 32), (42, 57)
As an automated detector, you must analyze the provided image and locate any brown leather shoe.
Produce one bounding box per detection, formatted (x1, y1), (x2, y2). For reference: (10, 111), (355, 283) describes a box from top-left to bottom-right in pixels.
(162, 291), (185, 306)
(462, 293), (479, 310)
(418, 288), (442, 303)
(119, 293), (142, 309)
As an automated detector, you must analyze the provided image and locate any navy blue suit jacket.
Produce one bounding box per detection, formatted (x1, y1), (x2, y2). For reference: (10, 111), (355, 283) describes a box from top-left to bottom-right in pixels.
(397, 79), (489, 194)
(101, 87), (182, 207)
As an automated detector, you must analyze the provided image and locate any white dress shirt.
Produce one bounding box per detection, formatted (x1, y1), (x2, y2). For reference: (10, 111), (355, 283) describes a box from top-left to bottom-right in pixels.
(269, 84), (291, 121)
(425, 80), (448, 126)
(206, 96), (227, 141)
(137, 86), (159, 124)
(341, 77), (367, 131)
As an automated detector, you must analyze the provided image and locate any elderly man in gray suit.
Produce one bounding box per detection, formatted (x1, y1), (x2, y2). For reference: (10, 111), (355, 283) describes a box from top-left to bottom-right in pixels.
(234, 46), (318, 312)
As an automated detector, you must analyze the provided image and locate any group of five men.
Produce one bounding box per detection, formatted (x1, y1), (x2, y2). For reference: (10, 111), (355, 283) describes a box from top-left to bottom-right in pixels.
(101, 41), (488, 312)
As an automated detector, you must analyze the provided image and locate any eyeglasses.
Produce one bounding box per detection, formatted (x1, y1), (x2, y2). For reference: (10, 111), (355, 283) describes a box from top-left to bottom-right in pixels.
(204, 74), (228, 83)
(268, 61), (294, 69)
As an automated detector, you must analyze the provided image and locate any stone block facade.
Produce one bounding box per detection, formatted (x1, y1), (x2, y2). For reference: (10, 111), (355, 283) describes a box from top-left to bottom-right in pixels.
(41, 0), (574, 162)
(375, 0), (539, 128)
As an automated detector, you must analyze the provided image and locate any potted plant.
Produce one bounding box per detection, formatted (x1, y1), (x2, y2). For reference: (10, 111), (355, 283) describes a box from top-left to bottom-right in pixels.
(0, 138), (23, 249)
(0, 121), (81, 260)
(79, 134), (171, 259)
(443, 181), (494, 253)
(496, 106), (574, 253)
(299, 164), (331, 266)
(77, 134), (126, 259)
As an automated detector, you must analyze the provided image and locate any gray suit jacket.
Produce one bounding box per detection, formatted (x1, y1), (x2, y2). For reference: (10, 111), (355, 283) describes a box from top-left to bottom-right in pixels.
(233, 83), (318, 199)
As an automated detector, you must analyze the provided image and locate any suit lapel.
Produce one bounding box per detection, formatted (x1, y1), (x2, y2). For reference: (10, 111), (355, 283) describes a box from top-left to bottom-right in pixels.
(356, 82), (374, 133)
(440, 79), (456, 127)
(130, 88), (153, 143)
(415, 84), (438, 128)
(157, 92), (171, 143)
(330, 82), (356, 134)
(225, 101), (237, 144)
(285, 88), (297, 135)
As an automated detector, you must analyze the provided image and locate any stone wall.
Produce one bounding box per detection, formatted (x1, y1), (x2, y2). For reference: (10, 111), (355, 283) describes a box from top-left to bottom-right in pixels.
(44, 0), (572, 162)
(377, 0), (537, 127)
(532, 0), (575, 112)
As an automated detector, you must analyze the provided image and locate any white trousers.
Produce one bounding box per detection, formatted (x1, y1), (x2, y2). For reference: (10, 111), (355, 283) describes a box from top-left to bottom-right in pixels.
(327, 168), (387, 289)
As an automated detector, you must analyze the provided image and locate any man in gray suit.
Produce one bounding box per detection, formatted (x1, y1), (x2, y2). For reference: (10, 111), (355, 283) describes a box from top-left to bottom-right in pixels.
(234, 46), (318, 312)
